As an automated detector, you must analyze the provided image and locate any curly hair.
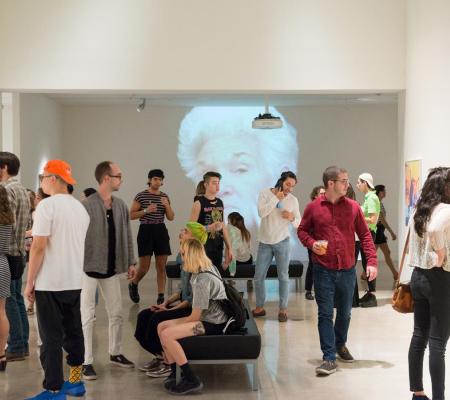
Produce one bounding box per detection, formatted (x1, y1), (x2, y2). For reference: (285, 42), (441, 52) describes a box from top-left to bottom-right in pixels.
(414, 167), (450, 237)
(0, 186), (14, 225)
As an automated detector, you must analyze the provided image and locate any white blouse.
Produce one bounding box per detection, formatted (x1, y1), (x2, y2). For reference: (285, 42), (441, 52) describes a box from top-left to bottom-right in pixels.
(408, 203), (450, 272)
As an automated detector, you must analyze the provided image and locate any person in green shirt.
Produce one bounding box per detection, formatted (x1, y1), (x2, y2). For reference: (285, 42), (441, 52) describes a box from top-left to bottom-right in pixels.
(356, 173), (380, 307)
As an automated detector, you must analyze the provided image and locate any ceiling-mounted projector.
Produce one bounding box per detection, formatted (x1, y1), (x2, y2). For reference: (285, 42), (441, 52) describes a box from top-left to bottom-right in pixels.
(252, 113), (282, 129)
(252, 96), (283, 129)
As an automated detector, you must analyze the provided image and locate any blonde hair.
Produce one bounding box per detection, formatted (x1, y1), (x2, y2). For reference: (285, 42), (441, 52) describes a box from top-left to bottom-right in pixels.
(181, 238), (212, 273)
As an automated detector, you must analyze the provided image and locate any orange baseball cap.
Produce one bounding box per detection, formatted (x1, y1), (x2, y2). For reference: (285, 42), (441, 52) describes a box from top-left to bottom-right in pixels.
(43, 160), (76, 185)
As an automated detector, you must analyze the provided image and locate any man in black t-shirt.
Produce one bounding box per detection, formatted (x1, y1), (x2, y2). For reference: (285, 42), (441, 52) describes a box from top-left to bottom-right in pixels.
(81, 161), (137, 381)
(190, 171), (232, 272)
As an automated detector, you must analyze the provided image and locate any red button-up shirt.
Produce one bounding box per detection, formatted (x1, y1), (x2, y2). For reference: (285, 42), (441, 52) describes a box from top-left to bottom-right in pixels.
(298, 194), (377, 270)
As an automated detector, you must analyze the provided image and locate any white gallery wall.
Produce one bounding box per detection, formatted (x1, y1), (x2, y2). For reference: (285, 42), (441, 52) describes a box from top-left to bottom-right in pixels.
(61, 102), (399, 261)
(399, 0), (450, 245)
(0, 0), (405, 91)
(19, 94), (63, 190)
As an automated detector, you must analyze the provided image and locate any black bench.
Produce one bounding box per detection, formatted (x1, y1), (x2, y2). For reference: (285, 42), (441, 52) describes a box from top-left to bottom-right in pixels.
(166, 260), (304, 294)
(177, 301), (261, 390)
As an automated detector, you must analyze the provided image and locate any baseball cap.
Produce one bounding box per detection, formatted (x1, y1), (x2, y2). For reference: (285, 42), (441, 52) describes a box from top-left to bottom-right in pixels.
(43, 160), (76, 184)
(358, 173), (374, 189)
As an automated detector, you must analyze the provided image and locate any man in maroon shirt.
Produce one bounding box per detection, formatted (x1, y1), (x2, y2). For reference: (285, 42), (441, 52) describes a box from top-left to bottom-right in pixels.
(298, 166), (377, 376)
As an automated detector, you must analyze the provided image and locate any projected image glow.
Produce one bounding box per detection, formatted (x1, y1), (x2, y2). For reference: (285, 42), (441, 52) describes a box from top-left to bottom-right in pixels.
(177, 106), (305, 258)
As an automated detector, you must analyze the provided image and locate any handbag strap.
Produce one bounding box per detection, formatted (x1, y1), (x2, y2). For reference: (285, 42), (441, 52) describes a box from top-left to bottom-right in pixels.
(397, 228), (411, 284)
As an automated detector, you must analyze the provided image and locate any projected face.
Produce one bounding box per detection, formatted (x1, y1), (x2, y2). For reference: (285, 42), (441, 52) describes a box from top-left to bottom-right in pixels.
(196, 135), (271, 227)
(178, 106), (298, 232)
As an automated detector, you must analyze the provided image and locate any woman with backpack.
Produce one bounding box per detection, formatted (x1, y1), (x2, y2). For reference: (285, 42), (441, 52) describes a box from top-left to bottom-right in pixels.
(157, 238), (229, 395)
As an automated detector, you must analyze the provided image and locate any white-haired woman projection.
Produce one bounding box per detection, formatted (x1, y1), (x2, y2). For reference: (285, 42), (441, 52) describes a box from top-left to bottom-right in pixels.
(177, 106), (304, 259)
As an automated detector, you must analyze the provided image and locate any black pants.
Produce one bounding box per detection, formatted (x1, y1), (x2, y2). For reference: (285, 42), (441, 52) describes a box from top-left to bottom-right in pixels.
(409, 267), (450, 400)
(35, 290), (84, 391)
(135, 306), (192, 355)
(305, 249), (314, 292)
(360, 230), (376, 292)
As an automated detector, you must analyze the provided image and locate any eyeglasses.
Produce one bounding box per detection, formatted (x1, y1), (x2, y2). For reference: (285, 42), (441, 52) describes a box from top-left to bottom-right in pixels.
(39, 174), (55, 182)
(108, 175), (123, 180)
(333, 179), (349, 184)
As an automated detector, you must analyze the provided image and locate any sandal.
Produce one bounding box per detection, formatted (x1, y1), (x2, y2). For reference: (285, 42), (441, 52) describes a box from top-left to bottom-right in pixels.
(0, 354), (7, 371)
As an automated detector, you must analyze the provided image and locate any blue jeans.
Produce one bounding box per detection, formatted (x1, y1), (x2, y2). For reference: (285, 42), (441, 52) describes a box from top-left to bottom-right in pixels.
(5, 277), (29, 353)
(313, 263), (356, 361)
(254, 237), (290, 310)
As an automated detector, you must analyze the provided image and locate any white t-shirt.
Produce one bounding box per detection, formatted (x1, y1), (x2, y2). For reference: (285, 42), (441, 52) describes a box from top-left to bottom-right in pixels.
(32, 194), (90, 291)
(257, 189), (301, 245)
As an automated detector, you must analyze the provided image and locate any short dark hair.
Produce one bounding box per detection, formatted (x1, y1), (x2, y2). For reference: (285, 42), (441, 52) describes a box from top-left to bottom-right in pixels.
(148, 169), (165, 179)
(310, 185), (325, 201)
(83, 187), (97, 197)
(375, 184), (385, 195)
(322, 166), (348, 188)
(0, 152), (20, 176)
(95, 161), (113, 184)
(203, 171), (221, 183)
(274, 171), (297, 189)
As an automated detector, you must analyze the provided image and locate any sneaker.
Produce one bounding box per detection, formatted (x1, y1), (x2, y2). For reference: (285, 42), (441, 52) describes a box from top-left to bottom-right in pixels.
(305, 291), (315, 301)
(146, 363), (171, 378)
(164, 372), (177, 392)
(25, 390), (66, 400)
(61, 381), (86, 397)
(157, 294), (165, 305)
(360, 293), (377, 308)
(315, 360), (337, 376)
(337, 346), (355, 363)
(82, 364), (97, 380)
(110, 354), (134, 368)
(139, 358), (162, 372)
(128, 282), (140, 303)
(169, 377), (204, 395)
(278, 312), (288, 323)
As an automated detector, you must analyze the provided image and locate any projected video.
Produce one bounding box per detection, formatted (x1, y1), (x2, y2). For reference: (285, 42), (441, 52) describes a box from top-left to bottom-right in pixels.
(177, 106), (305, 259)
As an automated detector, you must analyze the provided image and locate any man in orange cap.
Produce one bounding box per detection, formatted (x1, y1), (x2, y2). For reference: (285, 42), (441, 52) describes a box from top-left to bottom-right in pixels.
(24, 160), (90, 400)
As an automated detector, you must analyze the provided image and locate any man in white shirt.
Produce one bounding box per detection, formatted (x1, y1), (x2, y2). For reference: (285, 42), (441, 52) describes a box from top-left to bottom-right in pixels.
(252, 171), (301, 322)
(24, 160), (90, 400)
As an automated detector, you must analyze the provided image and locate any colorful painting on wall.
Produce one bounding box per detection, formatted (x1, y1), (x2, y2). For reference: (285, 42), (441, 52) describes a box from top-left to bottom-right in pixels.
(405, 159), (422, 226)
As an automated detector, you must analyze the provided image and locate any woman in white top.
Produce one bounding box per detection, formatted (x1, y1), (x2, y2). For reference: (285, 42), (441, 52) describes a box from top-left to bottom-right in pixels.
(227, 212), (252, 263)
(407, 167), (450, 400)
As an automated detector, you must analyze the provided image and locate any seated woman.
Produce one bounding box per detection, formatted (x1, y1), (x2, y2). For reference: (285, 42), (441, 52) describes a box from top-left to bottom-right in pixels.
(158, 238), (229, 395)
(135, 223), (205, 377)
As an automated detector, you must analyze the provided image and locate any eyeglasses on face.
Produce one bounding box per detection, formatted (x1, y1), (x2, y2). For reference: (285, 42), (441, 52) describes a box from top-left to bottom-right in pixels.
(39, 174), (55, 182)
(333, 179), (349, 184)
(108, 175), (123, 180)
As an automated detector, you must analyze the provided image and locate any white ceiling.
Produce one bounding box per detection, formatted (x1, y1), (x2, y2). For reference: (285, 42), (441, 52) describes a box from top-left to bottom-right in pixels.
(45, 92), (398, 107)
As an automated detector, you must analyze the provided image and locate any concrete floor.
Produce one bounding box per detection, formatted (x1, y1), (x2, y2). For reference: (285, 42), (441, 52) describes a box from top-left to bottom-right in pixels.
(1, 262), (445, 400)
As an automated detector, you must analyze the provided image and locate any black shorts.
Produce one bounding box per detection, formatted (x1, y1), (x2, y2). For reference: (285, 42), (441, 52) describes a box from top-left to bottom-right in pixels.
(374, 224), (387, 244)
(137, 224), (171, 257)
(201, 321), (227, 335)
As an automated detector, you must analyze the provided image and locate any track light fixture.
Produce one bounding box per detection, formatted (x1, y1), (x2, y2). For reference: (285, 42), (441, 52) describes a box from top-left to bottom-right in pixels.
(137, 98), (146, 112)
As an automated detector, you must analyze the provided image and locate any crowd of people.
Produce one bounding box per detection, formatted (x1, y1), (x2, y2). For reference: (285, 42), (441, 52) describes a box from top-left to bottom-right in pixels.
(0, 150), (449, 400)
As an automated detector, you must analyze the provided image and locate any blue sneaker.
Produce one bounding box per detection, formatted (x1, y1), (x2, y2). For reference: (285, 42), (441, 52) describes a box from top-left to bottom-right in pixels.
(25, 390), (67, 400)
(61, 381), (86, 397)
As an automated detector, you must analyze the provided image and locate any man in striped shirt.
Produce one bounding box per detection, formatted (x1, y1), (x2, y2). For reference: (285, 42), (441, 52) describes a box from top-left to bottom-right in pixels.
(0, 152), (30, 361)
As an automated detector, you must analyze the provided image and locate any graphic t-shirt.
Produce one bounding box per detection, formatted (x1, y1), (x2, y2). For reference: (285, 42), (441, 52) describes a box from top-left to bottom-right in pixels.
(134, 190), (170, 225)
(32, 194), (90, 291)
(196, 196), (224, 252)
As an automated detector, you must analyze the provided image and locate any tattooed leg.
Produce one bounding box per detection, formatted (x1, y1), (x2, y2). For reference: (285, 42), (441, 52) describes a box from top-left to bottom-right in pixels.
(192, 322), (205, 336)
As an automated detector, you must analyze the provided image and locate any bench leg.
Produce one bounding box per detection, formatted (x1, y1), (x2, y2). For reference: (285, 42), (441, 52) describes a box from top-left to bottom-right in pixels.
(252, 360), (259, 391)
(176, 364), (181, 384)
